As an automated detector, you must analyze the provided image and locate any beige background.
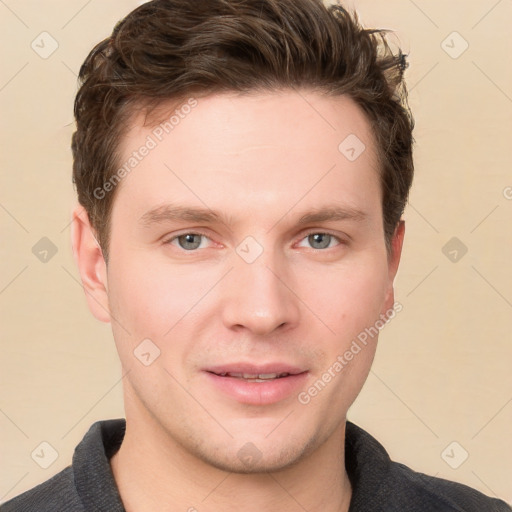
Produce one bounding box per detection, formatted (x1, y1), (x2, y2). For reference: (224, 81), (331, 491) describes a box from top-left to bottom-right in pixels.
(1, 0), (511, 505)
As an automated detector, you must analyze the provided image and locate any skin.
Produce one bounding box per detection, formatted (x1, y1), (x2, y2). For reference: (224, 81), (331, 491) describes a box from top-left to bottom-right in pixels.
(72, 89), (404, 512)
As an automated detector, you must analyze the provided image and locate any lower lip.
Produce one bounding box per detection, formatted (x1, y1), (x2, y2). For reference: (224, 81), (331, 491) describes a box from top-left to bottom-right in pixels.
(204, 371), (309, 405)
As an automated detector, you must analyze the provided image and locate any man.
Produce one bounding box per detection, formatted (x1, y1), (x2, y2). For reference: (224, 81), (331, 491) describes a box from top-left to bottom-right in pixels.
(2, 0), (510, 511)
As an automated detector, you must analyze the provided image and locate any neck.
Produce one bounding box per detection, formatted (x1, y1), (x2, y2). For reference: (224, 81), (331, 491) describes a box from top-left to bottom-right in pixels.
(110, 398), (352, 512)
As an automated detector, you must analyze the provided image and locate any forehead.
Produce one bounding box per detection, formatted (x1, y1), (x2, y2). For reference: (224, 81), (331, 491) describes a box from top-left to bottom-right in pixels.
(137, 90), (375, 151)
(123, 90), (377, 159)
(113, 90), (381, 225)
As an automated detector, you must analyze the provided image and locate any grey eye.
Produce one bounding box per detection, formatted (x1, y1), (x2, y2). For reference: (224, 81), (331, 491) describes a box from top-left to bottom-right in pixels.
(177, 234), (203, 250)
(308, 233), (332, 249)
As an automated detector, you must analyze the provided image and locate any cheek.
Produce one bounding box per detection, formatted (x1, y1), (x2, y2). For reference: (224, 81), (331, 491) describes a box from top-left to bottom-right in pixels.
(296, 262), (389, 417)
(300, 257), (390, 338)
(107, 253), (220, 343)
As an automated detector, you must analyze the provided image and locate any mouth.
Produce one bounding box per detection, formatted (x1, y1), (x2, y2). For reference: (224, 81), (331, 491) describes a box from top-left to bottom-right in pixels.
(212, 372), (293, 382)
(203, 364), (309, 405)
(209, 371), (295, 382)
(205, 362), (307, 380)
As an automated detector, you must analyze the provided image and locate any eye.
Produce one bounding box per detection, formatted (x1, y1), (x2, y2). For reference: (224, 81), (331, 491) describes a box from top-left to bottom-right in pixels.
(165, 233), (210, 251)
(297, 232), (342, 250)
(163, 231), (343, 252)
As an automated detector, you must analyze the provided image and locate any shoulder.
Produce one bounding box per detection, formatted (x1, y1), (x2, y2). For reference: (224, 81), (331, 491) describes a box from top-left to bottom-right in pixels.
(385, 460), (512, 511)
(1, 419), (125, 512)
(345, 421), (511, 512)
(0, 467), (85, 512)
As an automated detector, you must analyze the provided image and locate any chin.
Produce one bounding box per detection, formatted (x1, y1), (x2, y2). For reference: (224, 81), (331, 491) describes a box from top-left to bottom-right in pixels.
(199, 447), (306, 474)
(190, 431), (320, 475)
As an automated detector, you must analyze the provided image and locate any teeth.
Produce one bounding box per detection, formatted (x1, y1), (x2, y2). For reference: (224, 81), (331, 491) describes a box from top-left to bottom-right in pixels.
(244, 372), (277, 379)
(217, 372), (291, 380)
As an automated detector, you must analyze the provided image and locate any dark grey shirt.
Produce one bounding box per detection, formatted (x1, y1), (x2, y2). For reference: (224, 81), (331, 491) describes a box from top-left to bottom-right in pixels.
(1, 418), (510, 511)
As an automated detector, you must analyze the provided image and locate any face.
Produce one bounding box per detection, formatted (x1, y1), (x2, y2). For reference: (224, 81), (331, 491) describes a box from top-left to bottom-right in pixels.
(87, 90), (402, 473)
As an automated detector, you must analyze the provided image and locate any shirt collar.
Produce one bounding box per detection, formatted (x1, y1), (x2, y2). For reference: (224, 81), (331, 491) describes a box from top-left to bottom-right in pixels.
(72, 418), (390, 511)
(73, 418), (126, 511)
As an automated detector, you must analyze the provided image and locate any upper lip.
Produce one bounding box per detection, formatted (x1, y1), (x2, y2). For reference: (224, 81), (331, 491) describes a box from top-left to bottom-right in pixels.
(205, 363), (307, 376)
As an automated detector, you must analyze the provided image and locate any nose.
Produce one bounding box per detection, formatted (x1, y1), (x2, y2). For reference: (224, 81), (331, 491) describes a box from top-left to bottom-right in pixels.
(220, 249), (301, 336)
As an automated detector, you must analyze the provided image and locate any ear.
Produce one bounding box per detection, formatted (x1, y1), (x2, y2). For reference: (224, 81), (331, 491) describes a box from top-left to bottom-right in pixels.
(71, 205), (111, 323)
(382, 220), (405, 313)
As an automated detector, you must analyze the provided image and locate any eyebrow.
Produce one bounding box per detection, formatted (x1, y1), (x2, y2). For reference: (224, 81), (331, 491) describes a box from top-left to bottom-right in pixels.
(138, 203), (368, 228)
(296, 206), (367, 225)
(139, 205), (225, 227)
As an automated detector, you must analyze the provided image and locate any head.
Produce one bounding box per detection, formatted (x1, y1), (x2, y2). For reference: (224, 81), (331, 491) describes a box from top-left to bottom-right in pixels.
(71, 0), (413, 473)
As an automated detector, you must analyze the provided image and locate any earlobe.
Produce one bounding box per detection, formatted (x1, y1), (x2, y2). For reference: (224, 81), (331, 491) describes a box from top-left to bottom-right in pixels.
(71, 205), (111, 323)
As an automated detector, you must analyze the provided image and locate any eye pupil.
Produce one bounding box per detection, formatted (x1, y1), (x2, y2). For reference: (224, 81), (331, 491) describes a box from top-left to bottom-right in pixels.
(308, 233), (331, 249)
(178, 234), (202, 250)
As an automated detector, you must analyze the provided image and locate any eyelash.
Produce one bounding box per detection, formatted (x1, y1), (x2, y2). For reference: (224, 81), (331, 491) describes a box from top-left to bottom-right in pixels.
(162, 230), (345, 251)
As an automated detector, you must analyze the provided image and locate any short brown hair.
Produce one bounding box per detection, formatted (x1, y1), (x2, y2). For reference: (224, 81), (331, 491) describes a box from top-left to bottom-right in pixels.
(72, 0), (414, 263)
